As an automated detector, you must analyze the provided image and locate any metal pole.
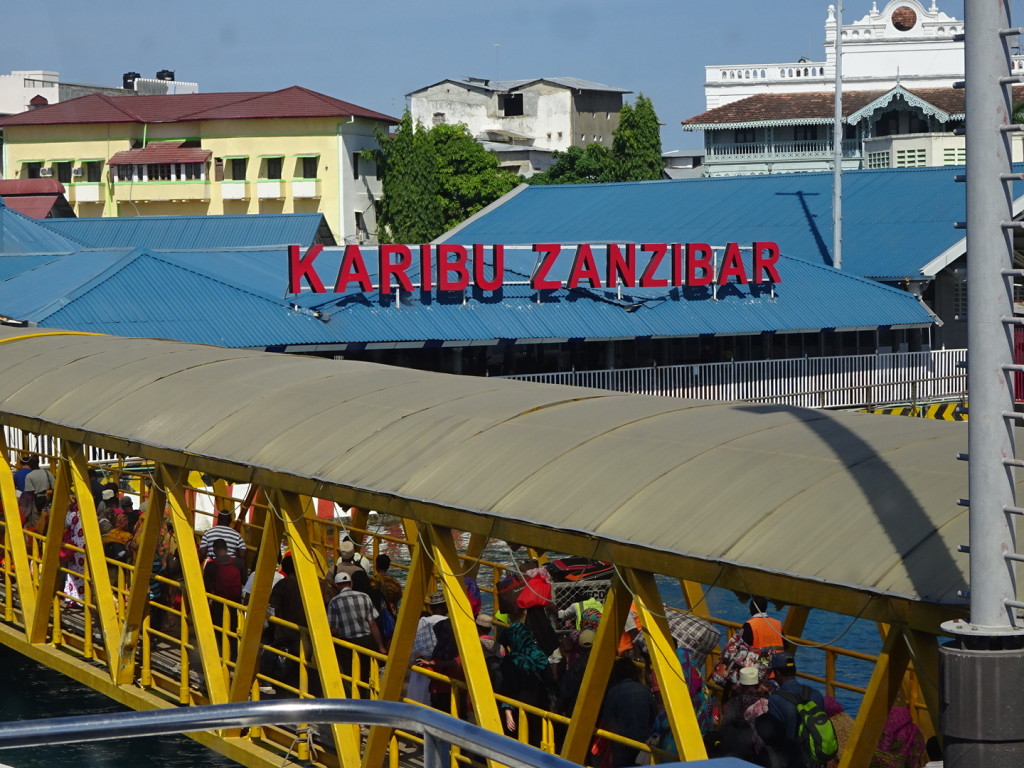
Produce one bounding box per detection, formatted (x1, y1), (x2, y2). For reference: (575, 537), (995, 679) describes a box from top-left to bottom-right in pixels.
(961, 0), (1018, 635)
(832, 1), (843, 270)
(941, 1), (1024, 764)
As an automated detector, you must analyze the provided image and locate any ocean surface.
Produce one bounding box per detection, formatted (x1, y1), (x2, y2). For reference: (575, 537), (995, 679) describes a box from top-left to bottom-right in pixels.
(0, 645), (239, 768)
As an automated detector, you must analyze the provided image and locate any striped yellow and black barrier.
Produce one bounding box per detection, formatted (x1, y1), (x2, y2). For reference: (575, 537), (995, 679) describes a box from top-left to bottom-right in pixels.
(863, 401), (968, 421)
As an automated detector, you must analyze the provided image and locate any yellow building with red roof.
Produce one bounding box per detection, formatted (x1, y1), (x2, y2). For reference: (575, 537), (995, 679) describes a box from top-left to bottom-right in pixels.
(0, 86), (398, 243)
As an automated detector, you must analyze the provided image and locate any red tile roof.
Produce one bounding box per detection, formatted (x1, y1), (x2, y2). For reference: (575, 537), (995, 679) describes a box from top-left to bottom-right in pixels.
(108, 142), (212, 166)
(0, 86), (399, 127)
(681, 86), (990, 126)
(3, 195), (60, 219)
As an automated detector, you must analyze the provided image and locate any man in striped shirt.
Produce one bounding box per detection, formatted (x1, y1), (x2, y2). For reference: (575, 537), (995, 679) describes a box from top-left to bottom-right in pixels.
(199, 511), (246, 560)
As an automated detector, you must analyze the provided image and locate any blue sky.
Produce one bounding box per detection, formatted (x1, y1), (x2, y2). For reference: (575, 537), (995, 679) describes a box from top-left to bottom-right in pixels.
(5, 1), (967, 149)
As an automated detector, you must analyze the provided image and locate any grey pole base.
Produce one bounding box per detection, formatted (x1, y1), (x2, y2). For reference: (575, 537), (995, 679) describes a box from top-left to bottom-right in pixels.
(940, 638), (1024, 767)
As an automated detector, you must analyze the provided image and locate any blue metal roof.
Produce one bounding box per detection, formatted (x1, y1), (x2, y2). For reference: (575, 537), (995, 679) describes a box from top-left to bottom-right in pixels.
(0, 249), (338, 347)
(0, 243), (932, 348)
(441, 166), (1024, 281)
(36, 213), (330, 250)
(0, 201), (83, 256)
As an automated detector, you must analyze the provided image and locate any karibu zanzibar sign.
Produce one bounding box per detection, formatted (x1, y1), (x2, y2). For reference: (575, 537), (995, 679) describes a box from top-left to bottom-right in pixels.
(287, 242), (782, 295)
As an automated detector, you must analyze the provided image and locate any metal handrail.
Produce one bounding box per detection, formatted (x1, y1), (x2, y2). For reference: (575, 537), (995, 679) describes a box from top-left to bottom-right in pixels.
(0, 700), (578, 768)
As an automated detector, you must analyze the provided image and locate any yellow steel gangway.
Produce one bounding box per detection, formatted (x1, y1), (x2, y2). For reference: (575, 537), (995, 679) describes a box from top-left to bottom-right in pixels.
(0, 327), (999, 768)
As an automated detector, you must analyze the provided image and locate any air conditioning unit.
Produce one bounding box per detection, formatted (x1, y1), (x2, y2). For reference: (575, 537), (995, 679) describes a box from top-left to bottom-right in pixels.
(38, 168), (53, 177)
(71, 167), (83, 177)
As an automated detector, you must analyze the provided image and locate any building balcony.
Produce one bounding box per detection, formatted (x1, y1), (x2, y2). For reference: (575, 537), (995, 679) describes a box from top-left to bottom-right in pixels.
(291, 179), (321, 199)
(112, 181), (211, 203)
(256, 180), (284, 200)
(221, 181), (250, 200)
(69, 183), (102, 204)
(705, 139), (860, 162)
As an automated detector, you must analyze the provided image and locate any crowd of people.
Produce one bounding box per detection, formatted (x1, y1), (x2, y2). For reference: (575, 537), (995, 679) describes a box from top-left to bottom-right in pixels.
(9, 467), (936, 768)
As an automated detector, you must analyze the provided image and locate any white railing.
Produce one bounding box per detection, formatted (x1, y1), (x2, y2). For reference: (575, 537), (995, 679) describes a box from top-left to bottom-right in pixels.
(706, 139), (861, 160)
(708, 62), (829, 83)
(2, 428), (119, 466)
(500, 349), (967, 409)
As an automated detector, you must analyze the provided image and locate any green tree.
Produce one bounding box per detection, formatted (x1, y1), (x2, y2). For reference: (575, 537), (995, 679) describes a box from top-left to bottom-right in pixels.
(370, 113), (520, 242)
(530, 94), (663, 185)
(372, 112), (441, 243)
(529, 143), (616, 185)
(612, 94), (663, 182)
(428, 123), (520, 231)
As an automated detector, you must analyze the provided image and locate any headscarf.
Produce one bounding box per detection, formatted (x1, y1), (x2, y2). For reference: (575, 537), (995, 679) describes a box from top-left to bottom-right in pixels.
(871, 705), (926, 768)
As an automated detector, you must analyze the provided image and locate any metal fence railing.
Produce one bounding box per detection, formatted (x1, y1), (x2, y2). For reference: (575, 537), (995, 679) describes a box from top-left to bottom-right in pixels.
(501, 349), (968, 409)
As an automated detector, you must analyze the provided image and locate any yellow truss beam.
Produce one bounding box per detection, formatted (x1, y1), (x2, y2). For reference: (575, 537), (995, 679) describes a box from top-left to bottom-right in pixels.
(115, 482), (167, 684)
(276, 490), (361, 768)
(839, 623), (911, 768)
(229, 491), (283, 702)
(27, 452), (73, 644)
(426, 524), (502, 731)
(68, 441), (122, 675)
(363, 511), (426, 768)
(0, 439), (34, 630)
(622, 568), (708, 761)
(160, 462), (230, 703)
(561, 574), (632, 764)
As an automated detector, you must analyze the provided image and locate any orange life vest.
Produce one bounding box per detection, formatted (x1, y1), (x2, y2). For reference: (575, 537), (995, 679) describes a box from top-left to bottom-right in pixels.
(746, 614), (784, 653)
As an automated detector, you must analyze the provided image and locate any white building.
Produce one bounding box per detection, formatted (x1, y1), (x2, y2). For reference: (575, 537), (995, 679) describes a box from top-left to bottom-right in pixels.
(408, 77), (631, 174)
(704, 1), (965, 111)
(0, 69), (199, 117)
(680, 1), (1024, 176)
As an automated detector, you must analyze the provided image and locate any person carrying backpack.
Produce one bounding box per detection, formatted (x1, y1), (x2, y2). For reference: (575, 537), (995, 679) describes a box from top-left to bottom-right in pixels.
(766, 653), (838, 768)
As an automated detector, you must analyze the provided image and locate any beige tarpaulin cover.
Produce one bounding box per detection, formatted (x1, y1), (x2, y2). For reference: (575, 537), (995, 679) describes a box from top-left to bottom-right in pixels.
(0, 327), (992, 608)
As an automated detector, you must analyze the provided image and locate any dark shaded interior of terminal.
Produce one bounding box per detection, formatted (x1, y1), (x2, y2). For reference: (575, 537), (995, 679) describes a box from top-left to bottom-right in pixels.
(335, 327), (930, 376)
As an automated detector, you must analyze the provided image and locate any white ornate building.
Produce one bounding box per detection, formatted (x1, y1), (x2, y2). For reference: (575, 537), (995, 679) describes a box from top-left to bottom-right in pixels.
(680, 1), (1024, 176)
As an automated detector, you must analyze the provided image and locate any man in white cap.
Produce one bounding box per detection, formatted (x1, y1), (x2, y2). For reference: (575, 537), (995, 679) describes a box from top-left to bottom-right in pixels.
(327, 570), (384, 693)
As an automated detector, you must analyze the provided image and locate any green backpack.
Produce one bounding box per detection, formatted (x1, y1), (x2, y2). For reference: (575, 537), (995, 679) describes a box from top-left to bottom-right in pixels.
(776, 685), (838, 767)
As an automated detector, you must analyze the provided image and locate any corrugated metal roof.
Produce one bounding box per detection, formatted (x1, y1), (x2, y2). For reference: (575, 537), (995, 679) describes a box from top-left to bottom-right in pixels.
(0, 202), (84, 254)
(439, 167), (1022, 281)
(0, 327), (989, 612)
(0, 244), (931, 348)
(38, 213), (330, 249)
(0, 249), (337, 347)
